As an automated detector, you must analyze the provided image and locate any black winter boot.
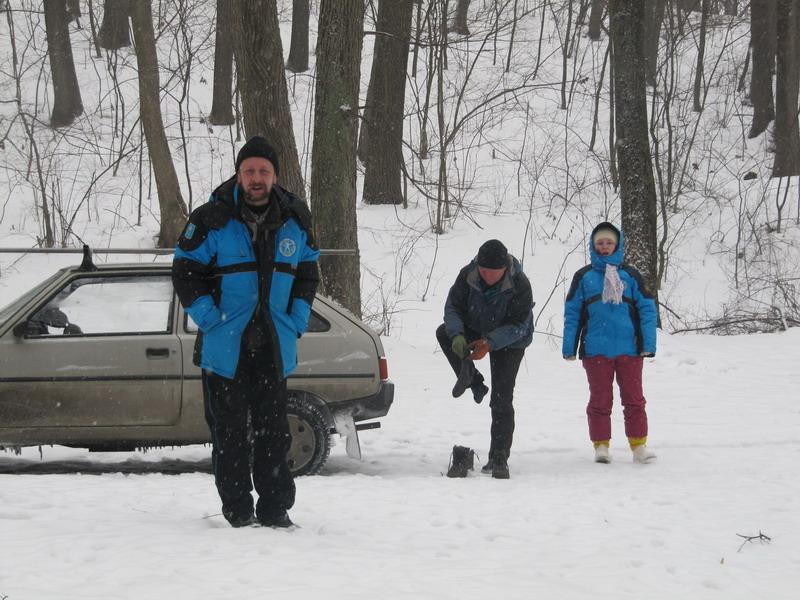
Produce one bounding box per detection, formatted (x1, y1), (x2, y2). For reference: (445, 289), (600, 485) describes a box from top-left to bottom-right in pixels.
(452, 360), (477, 398)
(258, 509), (294, 528)
(224, 510), (255, 528)
(492, 457), (510, 479)
(471, 382), (489, 404)
(446, 445), (475, 477)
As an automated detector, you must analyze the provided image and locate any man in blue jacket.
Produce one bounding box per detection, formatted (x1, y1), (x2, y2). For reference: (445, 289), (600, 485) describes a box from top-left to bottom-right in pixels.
(436, 240), (534, 479)
(172, 137), (320, 527)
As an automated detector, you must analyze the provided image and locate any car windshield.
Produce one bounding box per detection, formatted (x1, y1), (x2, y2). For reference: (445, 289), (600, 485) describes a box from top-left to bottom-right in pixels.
(0, 271), (66, 328)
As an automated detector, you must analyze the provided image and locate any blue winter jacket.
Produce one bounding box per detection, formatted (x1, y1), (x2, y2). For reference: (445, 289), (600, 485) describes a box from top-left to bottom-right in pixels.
(562, 224), (657, 359)
(444, 255), (534, 351)
(172, 177), (320, 379)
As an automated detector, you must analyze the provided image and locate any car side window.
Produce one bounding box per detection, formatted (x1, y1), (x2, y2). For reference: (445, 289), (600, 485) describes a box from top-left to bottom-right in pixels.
(307, 311), (330, 332)
(28, 275), (174, 336)
(184, 309), (330, 333)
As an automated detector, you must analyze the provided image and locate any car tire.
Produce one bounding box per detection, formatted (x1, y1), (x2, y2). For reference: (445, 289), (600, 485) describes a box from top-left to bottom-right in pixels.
(286, 394), (331, 476)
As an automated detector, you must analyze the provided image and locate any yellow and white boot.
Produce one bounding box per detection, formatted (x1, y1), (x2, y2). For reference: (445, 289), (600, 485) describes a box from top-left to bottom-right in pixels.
(593, 441), (611, 464)
(629, 437), (656, 463)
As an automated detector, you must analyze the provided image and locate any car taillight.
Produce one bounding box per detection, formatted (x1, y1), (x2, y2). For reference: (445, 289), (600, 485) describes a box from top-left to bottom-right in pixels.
(379, 356), (389, 381)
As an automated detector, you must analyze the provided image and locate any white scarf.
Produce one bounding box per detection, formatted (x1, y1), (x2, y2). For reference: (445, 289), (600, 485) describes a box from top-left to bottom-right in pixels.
(602, 264), (624, 304)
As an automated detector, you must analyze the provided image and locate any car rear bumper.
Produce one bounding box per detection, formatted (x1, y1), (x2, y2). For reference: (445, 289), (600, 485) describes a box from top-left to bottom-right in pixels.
(331, 380), (394, 423)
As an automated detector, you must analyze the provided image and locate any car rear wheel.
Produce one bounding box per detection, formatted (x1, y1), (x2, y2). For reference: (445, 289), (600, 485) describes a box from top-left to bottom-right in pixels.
(286, 395), (331, 476)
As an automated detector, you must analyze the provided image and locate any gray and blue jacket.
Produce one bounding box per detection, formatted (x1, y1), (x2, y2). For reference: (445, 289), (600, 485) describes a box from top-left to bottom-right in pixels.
(562, 223), (657, 359)
(172, 177), (320, 379)
(443, 255), (534, 351)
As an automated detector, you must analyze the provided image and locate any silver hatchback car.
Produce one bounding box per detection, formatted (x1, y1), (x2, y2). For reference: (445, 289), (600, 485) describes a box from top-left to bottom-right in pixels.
(0, 252), (393, 475)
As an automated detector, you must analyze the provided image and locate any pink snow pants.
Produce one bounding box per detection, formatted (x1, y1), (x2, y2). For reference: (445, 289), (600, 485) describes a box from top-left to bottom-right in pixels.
(582, 355), (648, 442)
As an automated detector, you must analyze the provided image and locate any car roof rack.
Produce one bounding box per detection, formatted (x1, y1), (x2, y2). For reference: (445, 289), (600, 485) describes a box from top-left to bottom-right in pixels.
(0, 247), (354, 256)
(0, 246), (355, 274)
(0, 247), (355, 255)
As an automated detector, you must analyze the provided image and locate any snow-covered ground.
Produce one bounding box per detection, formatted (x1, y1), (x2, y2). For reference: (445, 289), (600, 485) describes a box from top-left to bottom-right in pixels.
(2, 264), (799, 598)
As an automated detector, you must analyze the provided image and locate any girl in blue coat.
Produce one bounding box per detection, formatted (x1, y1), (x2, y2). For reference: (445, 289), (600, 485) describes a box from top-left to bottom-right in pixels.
(562, 223), (657, 464)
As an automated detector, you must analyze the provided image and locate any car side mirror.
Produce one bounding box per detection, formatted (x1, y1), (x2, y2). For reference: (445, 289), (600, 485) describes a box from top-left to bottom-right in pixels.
(12, 321), (29, 338)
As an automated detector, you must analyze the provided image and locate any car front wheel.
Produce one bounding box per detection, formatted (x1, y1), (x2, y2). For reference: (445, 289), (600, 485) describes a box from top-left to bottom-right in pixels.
(286, 395), (331, 476)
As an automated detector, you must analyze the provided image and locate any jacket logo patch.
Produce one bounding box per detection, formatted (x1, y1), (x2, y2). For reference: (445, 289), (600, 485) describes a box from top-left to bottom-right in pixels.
(184, 223), (196, 239)
(279, 239), (297, 257)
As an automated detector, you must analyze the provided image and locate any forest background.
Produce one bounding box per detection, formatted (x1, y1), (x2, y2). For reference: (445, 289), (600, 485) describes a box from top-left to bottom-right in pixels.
(1, 0), (798, 337)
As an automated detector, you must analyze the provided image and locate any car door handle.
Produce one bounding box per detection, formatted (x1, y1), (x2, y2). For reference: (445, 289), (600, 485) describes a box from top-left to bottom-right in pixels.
(146, 348), (170, 359)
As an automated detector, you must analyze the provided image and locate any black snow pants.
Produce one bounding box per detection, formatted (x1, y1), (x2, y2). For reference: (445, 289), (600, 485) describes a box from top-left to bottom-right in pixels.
(436, 323), (525, 462)
(202, 348), (295, 524)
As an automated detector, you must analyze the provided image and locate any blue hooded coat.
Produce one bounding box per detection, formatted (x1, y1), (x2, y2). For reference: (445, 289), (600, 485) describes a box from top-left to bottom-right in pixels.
(172, 177), (320, 379)
(562, 223), (657, 359)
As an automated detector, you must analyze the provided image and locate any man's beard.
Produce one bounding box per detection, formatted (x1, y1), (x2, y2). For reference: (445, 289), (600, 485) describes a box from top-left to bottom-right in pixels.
(243, 184), (271, 205)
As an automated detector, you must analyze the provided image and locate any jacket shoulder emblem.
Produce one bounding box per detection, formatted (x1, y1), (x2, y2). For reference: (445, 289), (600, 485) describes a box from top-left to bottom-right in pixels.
(279, 238), (298, 258)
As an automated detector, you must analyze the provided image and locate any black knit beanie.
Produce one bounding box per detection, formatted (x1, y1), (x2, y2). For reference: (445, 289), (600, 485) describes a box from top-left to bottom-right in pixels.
(477, 239), (508, 269)
(235, 136), (280, 175)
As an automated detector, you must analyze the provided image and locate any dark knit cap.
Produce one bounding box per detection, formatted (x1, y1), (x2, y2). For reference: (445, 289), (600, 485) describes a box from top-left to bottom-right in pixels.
(235, 136), (280, 175)
(477, 239), (508, 269)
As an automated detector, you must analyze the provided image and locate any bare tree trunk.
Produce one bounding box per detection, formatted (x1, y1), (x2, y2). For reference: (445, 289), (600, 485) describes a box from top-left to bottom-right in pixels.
(287, 0), (310, 73)
(358, 1), (384, 163)
(362, 0), (414, 205)
(588, 0), (604, 40)
(441, 0), (450, 70)
(87, 0), (102, 57)
(692, 0), (710, 112)
(98, 0), (130, 50)
(560, 0), (573, 109)
(130, 0), (188, 247)
(576, 0), (591, 27)
(609, 0), (660, 297)
(66, 0), (81, 22)
(609, 39), (618, 189)
(208, 0), (235, 125)
(233, 0), (305, 197)
(418, 4), (437, 159)
(737, 43), (750, 93)
(749, 0), (776, 138)
(411, 0), (425, 76)
(452, 0), (470, 35)
(505, 0), (519, 73)
(644, 0), (666, 86)
(310, 0), (363, 316)
(435, 0), (449, 229)
(45, 0), (83, 128)
(772, 0), (800, 177)
(724, 0), (738, 15)
(590, 40), (611, 151)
